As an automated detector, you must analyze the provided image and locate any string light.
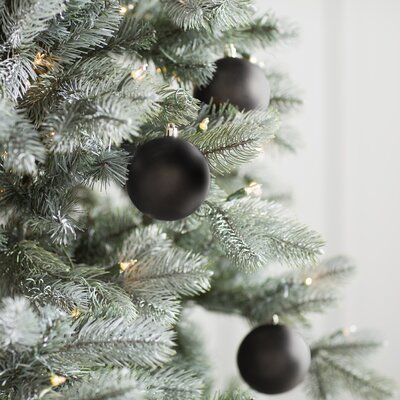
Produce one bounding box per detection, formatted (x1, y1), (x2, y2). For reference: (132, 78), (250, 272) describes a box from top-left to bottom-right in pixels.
(50, 374), (66, 387)
(33, 52), (46, 65)
(245, 181), (262, 197)
(272, 314), (280, 325)
(156, 66), (167, 74)
(130, 64), (148, 81)
(44, 131), (56, 143)
(70, 307), (81, 319)
(249, 55), (258, 64)
(304, 277), (313, 286)
(199, 118), (209, 131)
(33, 52), (56, 75)
(119, 6), (128, 14)
(343, 324), (358, 336)
(349, 324), (358, 333)
(120, 259), (138, 272)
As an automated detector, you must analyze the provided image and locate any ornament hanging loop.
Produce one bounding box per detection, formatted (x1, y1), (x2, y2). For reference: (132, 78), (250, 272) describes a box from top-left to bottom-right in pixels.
(224, 44), (238, 58)
(166, 123), (179, 138)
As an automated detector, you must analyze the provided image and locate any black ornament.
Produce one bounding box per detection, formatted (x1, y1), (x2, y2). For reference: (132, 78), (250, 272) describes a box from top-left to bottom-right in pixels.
(237, 324), (311, 395)
(194, 57), (270, 111)
(127, 132), (210, 221)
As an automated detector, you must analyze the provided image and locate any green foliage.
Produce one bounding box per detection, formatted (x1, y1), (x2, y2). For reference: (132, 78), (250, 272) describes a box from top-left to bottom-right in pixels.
(43, 0), (122, 66)
(0, 229), (7, 252)
(0, 0), (66, 100)
(224, 13), (297, 52)
(309, 352), (393, 400)
(0, 241), (138, 318)
(120, 226), (212, 324)
(206, 198), (324, 270)
(211, 388), (253, 400)
(0, 297), (72, 398)
(0, 0), (65, 49)
(54, 369), (145, 400)
(84, 147), (129, 188)
(145, 87), (200, 131)
(199, 256), (353, 326)
(109, 15), (156, 53)
(162, 0), (253, 31)
(271, 125), (302, 153)
(137, 367), (204, 400)
(268, 72), (302, 113)
(49, 317), (176, 371)
(55, 365), (204, 400)
(123, 243), (211, 298)
(307, 329), (394, 400)
(173, 317), (212, 394)
(0, 98), (45, 174)
(0, 297), (42, 350)
(74, 205), (141, 266)
(183, 108), (279, 175)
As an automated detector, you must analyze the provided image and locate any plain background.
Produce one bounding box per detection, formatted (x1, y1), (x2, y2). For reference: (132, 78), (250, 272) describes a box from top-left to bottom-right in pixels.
(193, 0), (400, 398)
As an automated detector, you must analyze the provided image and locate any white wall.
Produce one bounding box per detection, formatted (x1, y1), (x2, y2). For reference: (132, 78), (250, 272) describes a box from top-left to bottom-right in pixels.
(195, 1), (400, 398)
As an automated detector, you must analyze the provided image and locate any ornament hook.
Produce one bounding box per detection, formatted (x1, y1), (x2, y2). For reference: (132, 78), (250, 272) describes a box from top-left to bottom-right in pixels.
(166, 123), (179, 138)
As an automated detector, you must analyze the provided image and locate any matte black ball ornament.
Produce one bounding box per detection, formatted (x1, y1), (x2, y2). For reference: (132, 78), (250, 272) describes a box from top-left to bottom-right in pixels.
(237, 324), (311, 395)
(194, 57), (270, 111)
(127, 124), (210, 221)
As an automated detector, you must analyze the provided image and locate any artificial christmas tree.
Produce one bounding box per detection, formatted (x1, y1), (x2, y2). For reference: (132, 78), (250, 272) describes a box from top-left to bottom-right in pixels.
(0, 1), (394, 400)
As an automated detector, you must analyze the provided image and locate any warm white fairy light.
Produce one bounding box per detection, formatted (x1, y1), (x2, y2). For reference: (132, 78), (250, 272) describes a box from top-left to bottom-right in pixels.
(120, 6), (128, 14)
(156, 66), (167, 74)
(70, 307), (81, 319)
(245, 181), (262, 197)
(130, 64), (148, 80)
(249, 55), (258, 64)
(304, 277), (313, 286)
(343, 324), (358, 336)
(272, 314), (280, 325)
(199, 118), (209, 131)
(349, 324), (358, 333)
(50, 374), (66, 387)
(120, 259), (138, 272)
(33, 52), (57, 74)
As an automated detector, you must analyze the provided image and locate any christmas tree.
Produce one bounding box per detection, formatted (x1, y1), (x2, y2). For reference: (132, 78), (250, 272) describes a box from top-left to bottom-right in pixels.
(0, 1), (394, 399)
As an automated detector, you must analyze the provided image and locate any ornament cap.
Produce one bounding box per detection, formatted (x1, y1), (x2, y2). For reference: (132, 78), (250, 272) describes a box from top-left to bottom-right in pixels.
(224, 44), (238, 58)
(166, 123), (179, 137)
